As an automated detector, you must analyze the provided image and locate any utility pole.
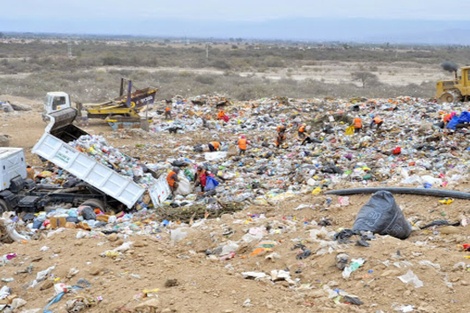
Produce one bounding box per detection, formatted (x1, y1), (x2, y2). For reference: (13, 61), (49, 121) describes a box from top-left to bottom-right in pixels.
(67, 41), (73, 59)
(206, 43), (209, 61)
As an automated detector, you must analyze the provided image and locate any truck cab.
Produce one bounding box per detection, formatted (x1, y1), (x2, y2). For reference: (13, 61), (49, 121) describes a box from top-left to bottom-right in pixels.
(42, 92), (72, 121)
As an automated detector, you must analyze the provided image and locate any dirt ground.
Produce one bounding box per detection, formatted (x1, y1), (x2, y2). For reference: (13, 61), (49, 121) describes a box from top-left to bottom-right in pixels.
(1, 95), (470, 313)
(92, 61), (448, 86)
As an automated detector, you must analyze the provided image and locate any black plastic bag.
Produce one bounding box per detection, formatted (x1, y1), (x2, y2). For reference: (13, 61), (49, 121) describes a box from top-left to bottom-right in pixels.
(352, 191), (412, 239)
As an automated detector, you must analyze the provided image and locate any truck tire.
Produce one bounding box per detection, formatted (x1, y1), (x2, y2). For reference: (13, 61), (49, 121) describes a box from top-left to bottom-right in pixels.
(0, 199), (7, 213)
(80, 199), (105, 212)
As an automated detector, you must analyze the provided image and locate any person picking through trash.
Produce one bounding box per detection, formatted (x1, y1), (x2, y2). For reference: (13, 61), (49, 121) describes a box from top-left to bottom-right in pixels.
(26, 165), (35, 180)
(166, 167), (180, 195)
(276, 124), (287, 134)
(442, 111), (456, 128)
(193, 165), (207, 192)
(369, 115), (383, 131)
(352, 116), (363, 133)
(217, 109), (228, 122)
(164, 105), (172, 119)
(208, 141), (220, 152)
(298, 123), (307, 139)
(238, 134), (248, 155)
(275, 127), (287, 148)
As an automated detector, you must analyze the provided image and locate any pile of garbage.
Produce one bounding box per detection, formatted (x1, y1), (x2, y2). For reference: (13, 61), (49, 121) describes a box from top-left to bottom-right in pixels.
(132, 96), (470, 209)
(3, 91), (470, 312)
(68, 135), (158, 189)
(187, 94), (232, 107)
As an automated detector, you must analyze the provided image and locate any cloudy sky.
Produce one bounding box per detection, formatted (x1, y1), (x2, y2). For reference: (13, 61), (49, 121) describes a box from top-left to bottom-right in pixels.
(2, 0), (469, 42)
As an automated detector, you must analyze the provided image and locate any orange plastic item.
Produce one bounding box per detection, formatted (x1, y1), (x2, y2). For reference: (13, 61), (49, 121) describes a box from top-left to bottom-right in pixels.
(250, 247), (266, 257)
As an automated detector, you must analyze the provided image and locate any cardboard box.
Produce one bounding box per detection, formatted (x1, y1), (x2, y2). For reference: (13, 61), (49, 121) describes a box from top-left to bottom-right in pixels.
(49, 217), (67, 229)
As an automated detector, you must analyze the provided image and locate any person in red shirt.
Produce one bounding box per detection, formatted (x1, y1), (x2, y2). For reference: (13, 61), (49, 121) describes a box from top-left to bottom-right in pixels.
(194, 166), (207, 192)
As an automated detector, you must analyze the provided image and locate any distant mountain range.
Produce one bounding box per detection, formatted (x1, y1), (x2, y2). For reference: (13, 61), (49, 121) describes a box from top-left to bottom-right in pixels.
(1, 17), (469, 45)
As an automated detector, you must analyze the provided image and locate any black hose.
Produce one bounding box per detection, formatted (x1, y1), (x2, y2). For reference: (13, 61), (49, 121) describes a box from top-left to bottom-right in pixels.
(324, 187), (470, 200)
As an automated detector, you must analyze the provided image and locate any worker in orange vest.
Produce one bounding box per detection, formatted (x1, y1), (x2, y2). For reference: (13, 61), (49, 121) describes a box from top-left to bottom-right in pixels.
(166, 167), (180, 195)
(217, 109), (226, 120)
(370, 115), (383, 130)
(442, 112), (456, 127)
(164, 106), (172, 119)
(298, 123), (307, 139)
(352, 116), (363, 133)
(276, 124), (287, 134)
(238, 135), (248, 155)
(208, 141), (220, 152)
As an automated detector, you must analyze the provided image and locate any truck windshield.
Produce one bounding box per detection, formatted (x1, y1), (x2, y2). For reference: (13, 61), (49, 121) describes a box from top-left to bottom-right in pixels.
(52, 97), (66, 110)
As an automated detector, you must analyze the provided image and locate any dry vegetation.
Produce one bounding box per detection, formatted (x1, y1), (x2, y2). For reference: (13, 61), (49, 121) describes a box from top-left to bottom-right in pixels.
(1, 34), (470, 102)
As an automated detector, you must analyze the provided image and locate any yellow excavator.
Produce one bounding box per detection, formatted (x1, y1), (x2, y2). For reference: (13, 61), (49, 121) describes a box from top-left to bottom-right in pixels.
(436, 62), (470, 103)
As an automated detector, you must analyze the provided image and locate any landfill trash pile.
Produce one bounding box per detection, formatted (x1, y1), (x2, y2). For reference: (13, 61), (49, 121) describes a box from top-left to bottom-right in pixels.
(68, 134), (159, 189)
(131, 95), (470, 209)
(0, 95), (469, 312)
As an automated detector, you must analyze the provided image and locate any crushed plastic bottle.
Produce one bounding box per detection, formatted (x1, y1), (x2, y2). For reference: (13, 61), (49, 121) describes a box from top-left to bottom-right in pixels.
(342, 258), (365, 279)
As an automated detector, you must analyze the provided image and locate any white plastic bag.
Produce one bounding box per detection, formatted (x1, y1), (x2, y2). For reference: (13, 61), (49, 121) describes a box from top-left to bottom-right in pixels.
(170, 228), (188, 243)
(398, 270), (423, 288)
(175, 174), (192, 196)
(204, 151), (227, 161)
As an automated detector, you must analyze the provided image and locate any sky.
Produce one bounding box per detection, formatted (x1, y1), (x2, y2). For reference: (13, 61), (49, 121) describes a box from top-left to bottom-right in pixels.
(2, 0), (470, 43)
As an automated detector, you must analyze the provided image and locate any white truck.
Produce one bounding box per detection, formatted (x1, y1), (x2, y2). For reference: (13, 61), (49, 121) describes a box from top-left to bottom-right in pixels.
(0, 146), (119, 212)
(0, 148), (28, 211)
(33, 107), (171, 209)
(42, 92), (72, 121)
(0, 108), (170, 213)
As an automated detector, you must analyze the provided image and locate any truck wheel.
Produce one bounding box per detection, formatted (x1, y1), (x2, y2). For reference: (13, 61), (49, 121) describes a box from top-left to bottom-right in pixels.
(80, 199), (105, 212)
(0, 199), (8, 214)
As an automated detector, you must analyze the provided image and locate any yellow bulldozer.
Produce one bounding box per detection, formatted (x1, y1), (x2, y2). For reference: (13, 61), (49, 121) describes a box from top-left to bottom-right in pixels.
(436, 62), (470, 103)
(85, 78), (158, 121)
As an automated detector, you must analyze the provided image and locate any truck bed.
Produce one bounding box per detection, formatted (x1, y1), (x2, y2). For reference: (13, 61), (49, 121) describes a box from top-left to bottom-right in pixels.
(32, 108), (146, 208)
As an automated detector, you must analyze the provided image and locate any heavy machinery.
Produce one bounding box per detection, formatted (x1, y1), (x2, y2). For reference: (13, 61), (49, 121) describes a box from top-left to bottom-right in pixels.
(85, 78), (158, 121)
(43, 78), (158, 126)
(436, 62), (470, 103)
